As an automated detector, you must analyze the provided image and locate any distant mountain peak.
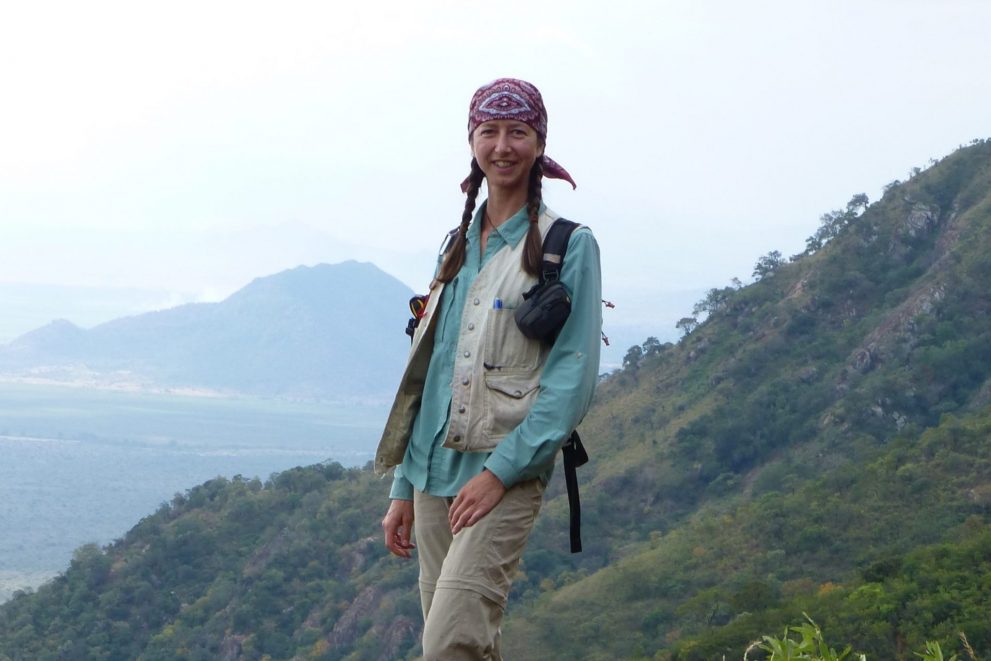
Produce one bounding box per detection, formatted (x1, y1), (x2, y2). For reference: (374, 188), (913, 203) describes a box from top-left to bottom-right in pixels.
(230, 261), (398, 300)
(10, 318), (83, 343)
(0, 262), (414, 400)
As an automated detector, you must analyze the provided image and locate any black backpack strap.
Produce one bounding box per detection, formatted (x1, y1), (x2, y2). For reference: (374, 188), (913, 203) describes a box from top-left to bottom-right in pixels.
(540, 218), (580, 283)
(562, 430), (589, 553)
(544, 218), (590, 553)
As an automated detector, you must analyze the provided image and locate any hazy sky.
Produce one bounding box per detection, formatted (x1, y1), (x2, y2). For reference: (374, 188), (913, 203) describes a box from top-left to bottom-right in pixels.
(3, 0), (990, 348)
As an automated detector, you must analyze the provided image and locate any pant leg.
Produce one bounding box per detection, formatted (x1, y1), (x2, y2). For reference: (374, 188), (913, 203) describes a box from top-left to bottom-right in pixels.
(420, 478), (544, 661)
(413, 490), (454, 620)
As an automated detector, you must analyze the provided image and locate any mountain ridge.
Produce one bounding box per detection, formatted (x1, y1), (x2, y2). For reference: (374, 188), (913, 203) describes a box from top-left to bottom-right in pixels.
(0, 261), (414, 401)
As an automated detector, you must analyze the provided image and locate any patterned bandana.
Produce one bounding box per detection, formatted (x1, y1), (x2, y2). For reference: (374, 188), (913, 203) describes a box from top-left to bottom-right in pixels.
(462, 78), (576, 192)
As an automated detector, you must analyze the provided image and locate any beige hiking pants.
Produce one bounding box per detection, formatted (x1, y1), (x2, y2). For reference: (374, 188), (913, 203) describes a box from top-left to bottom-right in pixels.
(413, 478), (544, 661)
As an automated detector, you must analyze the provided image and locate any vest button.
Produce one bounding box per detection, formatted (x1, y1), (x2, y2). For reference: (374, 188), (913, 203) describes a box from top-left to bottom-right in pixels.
(453, 435), (462, 443)
(467, 322), (475, 331)
(462, 377), (470, 386)
(514, 390), (522, 397)
(473, 298), (480, 306)
(464, 351), (471, 358)
(458, 405), (466, 413)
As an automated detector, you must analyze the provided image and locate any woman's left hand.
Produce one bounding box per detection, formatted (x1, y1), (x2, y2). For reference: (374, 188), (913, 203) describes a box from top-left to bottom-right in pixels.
(449, 469), (507, 534)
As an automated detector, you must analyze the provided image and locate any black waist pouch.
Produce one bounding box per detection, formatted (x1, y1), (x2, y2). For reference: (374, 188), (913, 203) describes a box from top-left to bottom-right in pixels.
(514, 280), (572, 342)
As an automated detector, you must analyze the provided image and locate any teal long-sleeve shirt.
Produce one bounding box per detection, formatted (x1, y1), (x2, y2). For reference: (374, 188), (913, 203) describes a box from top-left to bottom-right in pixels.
(389, 202), (602, 500)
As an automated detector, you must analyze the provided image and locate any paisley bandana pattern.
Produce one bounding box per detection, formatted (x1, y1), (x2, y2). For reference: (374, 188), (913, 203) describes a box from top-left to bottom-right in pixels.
(462, 78), (576, 192)
(469, 79), (548, 138)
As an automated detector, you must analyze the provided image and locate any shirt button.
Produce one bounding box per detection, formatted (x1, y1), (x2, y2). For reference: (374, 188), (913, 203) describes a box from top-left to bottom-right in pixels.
(458, 405), (466, 413)
(467, 322), (475, 331)
(464, 351), (471, 358)
(473, 298), (480, 306)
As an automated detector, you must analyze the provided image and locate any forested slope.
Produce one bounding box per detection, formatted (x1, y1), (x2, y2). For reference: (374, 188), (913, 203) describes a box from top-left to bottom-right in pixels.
(0, 466), (419, 660)
(503, 138), (991, 659)
(3, 140), (991, 660)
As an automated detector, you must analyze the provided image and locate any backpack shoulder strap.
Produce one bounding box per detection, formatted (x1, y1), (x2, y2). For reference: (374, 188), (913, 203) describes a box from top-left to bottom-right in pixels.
(541, 217), (580, 283)
(539, 217), (591, 553)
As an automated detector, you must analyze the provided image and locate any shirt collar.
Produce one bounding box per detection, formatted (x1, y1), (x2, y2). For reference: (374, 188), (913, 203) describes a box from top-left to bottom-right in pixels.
(469, 201), (540, 249)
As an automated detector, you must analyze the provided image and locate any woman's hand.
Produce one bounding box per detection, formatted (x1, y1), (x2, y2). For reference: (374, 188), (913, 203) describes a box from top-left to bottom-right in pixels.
(382, 499), (416, 558)
(449, 469), (507, 534)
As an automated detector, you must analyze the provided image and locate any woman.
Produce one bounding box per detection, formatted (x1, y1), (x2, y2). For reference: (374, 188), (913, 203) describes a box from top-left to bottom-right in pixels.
(376, 78), (601, 660)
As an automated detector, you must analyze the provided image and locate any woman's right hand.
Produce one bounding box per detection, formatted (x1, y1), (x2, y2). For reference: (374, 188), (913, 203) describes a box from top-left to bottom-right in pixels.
(382, 499), (416, 559)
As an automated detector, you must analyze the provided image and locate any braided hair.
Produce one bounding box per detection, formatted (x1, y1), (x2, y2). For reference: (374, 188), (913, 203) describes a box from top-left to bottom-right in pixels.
(436, 158), (545, 283)
(436, 158), (484, 284)
(521, 159), (544, 277)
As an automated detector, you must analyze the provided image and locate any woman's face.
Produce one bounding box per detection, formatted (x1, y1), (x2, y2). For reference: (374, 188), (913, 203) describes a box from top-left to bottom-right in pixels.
(470, 120), (544, 195)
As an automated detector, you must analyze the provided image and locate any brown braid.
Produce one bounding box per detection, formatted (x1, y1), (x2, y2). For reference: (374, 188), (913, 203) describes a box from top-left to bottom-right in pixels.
(521, 160), (544, 276)
(436, 158), (484, 283)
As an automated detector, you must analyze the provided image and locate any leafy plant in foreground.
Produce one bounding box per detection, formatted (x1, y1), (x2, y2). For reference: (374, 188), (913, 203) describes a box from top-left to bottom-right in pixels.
(743, 615), (980, 661)
(916, 640), (957, 661)
(745, 614), (865, 661)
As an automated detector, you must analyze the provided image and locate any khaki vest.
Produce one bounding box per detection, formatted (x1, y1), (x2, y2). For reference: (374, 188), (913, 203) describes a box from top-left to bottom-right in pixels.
(374, 209), (559, 476)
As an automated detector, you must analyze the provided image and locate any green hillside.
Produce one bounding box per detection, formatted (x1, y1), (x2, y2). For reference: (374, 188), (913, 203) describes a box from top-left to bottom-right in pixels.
(3, 140), (991, 660)
(0, 466), (418, 661)
(503, 138), (991, 659)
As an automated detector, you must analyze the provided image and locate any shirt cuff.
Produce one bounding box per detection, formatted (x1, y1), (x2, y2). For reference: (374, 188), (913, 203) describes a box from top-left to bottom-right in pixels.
(483, 452), (519, 489)
(389, 471), (414, 500)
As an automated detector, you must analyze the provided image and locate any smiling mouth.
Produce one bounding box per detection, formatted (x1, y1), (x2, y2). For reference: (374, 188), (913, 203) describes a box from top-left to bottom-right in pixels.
(493, 160), (515, 168)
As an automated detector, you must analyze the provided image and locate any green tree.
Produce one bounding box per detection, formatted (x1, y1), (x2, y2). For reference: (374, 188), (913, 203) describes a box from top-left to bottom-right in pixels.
(642, 336), (664, 357)
(753, 250), (785, 280)
(623, 344), (644, 370)
(676, 316), (699, 338)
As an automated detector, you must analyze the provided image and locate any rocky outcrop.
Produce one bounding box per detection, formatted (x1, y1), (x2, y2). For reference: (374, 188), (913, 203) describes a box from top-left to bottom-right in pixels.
(325, 585), (384, 648)
(900, 202), (939, 239)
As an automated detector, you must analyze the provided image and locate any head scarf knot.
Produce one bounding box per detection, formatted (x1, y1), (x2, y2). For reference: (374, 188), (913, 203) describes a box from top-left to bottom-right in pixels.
(462, 78), (576, 193)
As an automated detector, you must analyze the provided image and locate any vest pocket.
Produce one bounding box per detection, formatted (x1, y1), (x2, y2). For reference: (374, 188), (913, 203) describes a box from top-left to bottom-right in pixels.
(483, 308), (541, 371)
(482, 372), (541, 442)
